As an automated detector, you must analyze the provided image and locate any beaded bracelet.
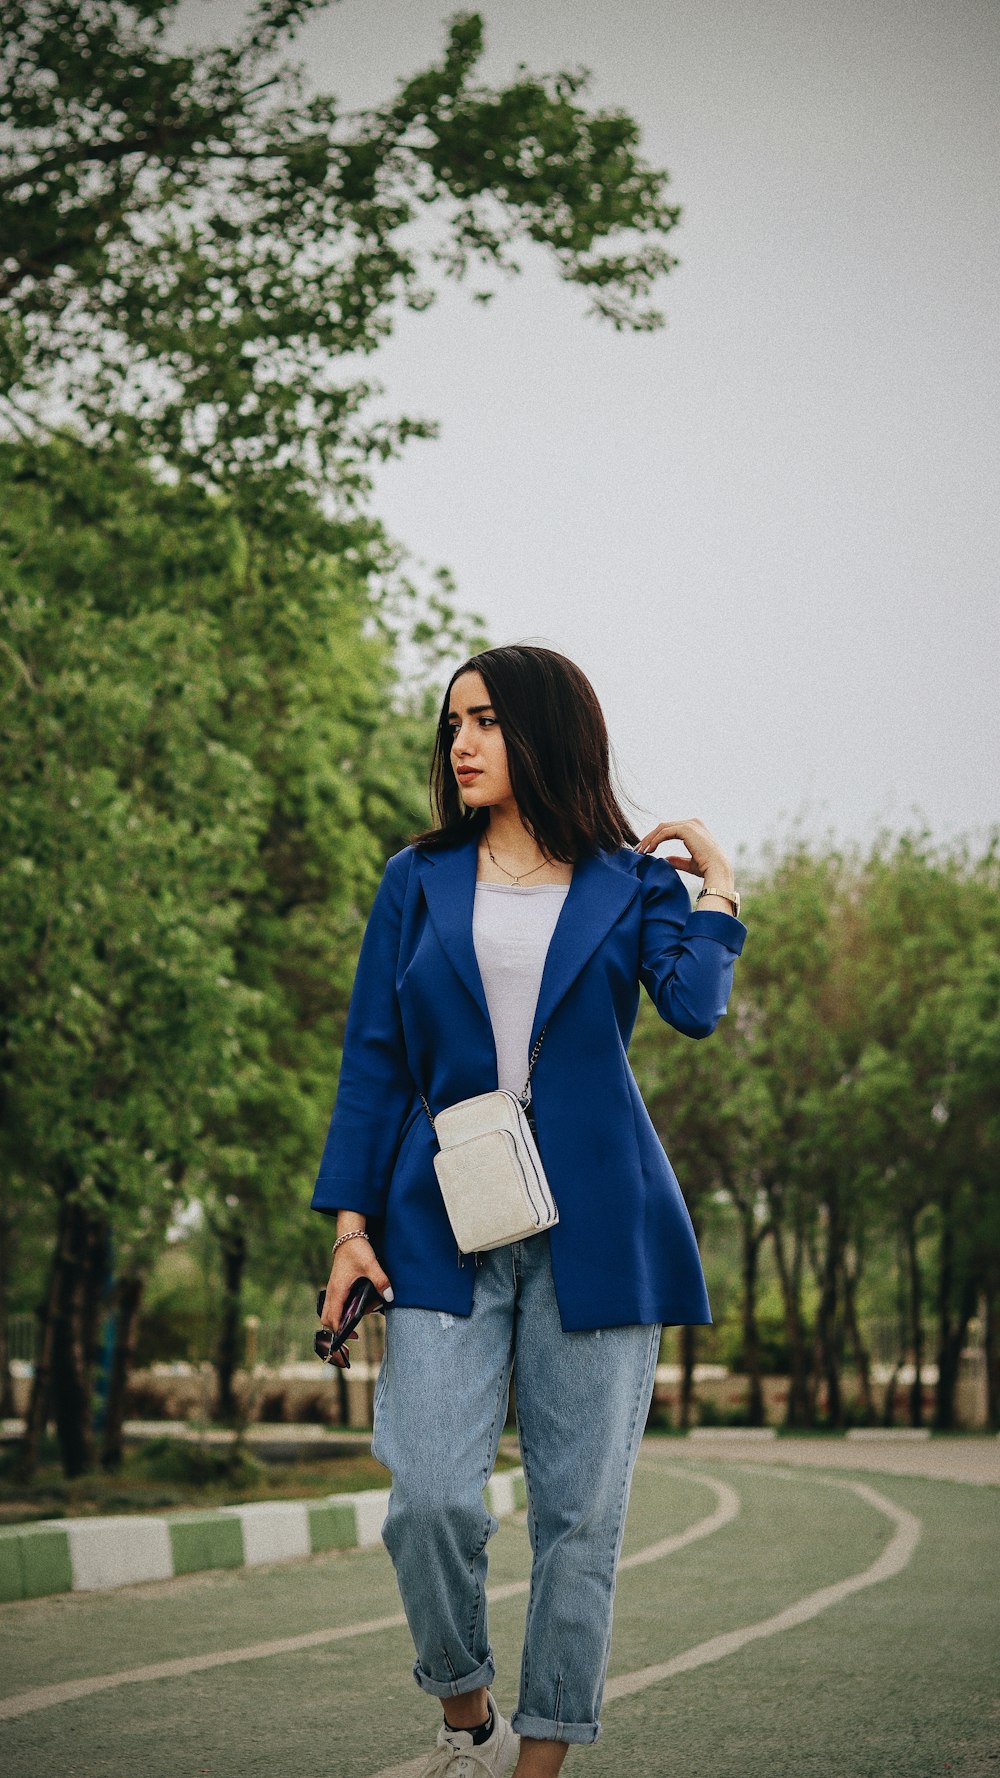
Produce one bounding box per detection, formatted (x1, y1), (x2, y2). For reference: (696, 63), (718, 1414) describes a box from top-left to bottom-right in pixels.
(331, 1228), (372, 1257)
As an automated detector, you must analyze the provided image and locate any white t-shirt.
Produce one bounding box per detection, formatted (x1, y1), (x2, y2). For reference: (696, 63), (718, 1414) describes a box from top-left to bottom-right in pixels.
(472, 882), (570, 1096)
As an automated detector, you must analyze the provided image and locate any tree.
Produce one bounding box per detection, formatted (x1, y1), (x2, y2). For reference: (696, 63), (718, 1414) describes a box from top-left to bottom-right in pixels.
(631, 836), (999, 1433)
(944, 919), (1000, 1428)
(2, 0), (684, 1469)
(630, 984), (758, 1424)
(0, 437), (266, 1472)
(848, 837), (998, 1428)
(0, 434), (475, 1470)
(729, 849), (852, 1427)
(1, 0), (681, 509)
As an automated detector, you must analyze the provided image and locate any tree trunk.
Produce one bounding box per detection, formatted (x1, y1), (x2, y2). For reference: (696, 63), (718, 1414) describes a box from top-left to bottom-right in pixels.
(101, 1274), (144, 1470)
(880, 1363), (900, 1428)
(738, 1205), (765, 1426)
(50, 1207), (106, 1478)
(843, 1257), (876, 1424)
(0, 1187), (14, 1418)
(216, 1222), (247, 1423)
(770, 1209), (811, 1428)
(905, 1215), (925, 1428)
(930, 1172), (980, 1429)
(17, 1226), (64, 1481)
(814, 1197), (843, 1427)
(934, 1276), (976, 1432)
(985, 1285), (1000, 1432)
(18, 1196), (107, 1480)
(678, 1323), (697, 1429)
(882, 1224), (910, 1426)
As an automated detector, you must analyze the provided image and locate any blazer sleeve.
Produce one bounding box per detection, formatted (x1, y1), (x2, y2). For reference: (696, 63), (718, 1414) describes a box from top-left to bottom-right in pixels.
(636, 853), (747, 1039)
(311, 852), (413, 1219)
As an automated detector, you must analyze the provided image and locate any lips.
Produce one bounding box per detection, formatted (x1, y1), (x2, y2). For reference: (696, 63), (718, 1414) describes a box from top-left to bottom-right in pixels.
(456, 768), (481, 782)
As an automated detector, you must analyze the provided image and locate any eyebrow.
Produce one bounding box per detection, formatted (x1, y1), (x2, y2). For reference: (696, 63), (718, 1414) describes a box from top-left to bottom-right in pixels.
(447, 704), (494, 718)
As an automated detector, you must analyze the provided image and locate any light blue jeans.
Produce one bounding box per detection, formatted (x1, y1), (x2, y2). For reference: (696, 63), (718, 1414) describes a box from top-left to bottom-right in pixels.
(370, 1232), (661, 1745)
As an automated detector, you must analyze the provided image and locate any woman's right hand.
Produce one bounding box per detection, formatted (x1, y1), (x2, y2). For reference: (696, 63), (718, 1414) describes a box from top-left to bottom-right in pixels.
(319, 1233), (394, 1368)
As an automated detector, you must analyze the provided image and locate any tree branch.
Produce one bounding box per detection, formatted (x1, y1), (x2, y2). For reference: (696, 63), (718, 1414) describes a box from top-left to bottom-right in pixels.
(0, 79), (282, 199)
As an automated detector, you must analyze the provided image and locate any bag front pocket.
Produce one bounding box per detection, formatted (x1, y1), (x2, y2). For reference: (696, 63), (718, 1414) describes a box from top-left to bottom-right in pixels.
(433, 1127), (541, 1253)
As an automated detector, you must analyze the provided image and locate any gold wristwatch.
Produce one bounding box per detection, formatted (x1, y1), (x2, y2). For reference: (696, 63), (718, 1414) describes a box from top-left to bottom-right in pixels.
(696, 885), (742, 919)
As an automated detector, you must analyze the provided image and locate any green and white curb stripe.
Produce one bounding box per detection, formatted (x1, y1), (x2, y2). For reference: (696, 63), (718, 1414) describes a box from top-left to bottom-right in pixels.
(0, 1522), (75, 1600)
(0, 1470), (527, 1603)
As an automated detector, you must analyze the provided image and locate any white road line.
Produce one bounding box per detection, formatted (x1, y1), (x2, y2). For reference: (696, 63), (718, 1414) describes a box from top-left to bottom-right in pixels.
(0, 1472), (735, 1724)
(366, 1477), (921, 1778)
(602, 1478), (920, 1702)
(618, 1469), (740, 1570)
(0, 1612), (416, 1723)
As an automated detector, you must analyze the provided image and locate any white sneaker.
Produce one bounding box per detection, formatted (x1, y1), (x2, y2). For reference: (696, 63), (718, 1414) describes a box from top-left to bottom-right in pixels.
(419, 1693), (519, 1777)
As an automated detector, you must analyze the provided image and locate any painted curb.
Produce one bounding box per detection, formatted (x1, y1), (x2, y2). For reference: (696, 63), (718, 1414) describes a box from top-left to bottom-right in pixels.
(0, 1469), (527, 1604)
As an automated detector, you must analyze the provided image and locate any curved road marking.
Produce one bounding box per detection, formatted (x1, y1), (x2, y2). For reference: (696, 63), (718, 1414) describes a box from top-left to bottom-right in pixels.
(619, 1467), (740, 1571)
(602, 1478), (920, 1704)
(0, 1608), (413, 1724)
(366, 1476), (921, 1778)
(0, 1472), (736, 1723)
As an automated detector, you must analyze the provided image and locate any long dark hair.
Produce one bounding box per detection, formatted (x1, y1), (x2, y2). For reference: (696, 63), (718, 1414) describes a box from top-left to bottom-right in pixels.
(410, 645), (639, 861)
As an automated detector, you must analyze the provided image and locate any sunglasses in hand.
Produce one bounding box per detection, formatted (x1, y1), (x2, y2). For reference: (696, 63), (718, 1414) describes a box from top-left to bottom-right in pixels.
(314, 1279), (384, 1370)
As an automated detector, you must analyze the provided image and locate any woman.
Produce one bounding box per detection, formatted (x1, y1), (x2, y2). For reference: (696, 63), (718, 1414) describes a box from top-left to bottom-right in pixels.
(314, 645), (746, 1777)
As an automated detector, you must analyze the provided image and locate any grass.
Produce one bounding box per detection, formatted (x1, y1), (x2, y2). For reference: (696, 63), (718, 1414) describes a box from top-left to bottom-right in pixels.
(0, 1437), (522, 1524)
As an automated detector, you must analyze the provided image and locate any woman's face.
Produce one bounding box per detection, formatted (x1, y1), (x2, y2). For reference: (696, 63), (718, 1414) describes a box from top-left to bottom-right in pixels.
(446, 670), (515, 813)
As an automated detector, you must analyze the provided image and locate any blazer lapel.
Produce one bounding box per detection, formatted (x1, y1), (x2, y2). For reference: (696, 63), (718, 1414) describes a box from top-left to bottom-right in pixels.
(529, 850), (639, 1046)
(415, 834), (490, 1024)
(414, 836), (640, 1046)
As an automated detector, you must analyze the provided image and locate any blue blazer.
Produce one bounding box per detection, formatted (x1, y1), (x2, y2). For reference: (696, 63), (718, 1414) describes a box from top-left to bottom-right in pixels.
(311, 832), (747, 1331)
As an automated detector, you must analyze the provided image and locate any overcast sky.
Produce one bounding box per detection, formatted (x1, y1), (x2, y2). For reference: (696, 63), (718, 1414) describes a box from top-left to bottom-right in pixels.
(177, 0), (999, 869)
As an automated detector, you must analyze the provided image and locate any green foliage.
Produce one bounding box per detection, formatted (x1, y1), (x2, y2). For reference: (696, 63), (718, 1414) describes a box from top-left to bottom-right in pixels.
(709, 1284), (802, 1376)
(0, 1440), (398, 1520)
(132, 1247), (214, 1367)
(631, 834), (1000, 1427)
(694, 1396), (752, 1430)
(0, 429), (476, 1290)
(0, 437), (268, 1274)
(0, 1), (681, 506)
(132, 1435), (265, 1489)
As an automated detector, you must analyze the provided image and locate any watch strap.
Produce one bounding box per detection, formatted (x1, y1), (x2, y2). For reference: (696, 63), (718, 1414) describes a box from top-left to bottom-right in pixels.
(696, 885), (741, 918)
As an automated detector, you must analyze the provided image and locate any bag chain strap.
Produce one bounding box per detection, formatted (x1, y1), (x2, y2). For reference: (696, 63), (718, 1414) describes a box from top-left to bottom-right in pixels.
(419, 1023), (547, 1129)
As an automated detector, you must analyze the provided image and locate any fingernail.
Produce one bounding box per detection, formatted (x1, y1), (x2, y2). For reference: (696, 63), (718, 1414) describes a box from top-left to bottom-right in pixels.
(382, 1286), (395, 1303)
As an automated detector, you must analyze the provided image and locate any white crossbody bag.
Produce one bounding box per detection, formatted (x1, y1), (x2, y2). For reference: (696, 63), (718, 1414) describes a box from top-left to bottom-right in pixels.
(419, 1027), (559, 1254)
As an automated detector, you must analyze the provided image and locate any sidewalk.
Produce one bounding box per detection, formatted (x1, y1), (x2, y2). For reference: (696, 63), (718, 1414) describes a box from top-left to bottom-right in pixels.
(672, 1428), (1000, 1487)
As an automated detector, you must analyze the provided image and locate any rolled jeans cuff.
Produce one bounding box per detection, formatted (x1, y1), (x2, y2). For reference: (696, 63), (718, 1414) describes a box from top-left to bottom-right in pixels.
(511, 1711), (600, 1746)
(412, 1653), (496, 1699)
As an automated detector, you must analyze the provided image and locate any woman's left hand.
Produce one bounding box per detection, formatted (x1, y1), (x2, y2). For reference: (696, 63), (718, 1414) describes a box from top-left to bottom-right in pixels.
(636, 818), (735, 892)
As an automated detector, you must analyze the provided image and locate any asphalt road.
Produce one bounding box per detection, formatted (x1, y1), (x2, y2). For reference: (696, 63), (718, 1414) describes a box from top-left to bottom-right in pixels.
(2, 1439), (997, 1778)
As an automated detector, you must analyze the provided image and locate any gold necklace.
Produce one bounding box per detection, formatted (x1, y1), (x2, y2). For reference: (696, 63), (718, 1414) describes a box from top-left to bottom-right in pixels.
(485, 837), (553, 886)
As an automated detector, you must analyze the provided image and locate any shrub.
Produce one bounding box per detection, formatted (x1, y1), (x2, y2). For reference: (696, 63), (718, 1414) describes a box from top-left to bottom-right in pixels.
(132, 1437), (265, 1489)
